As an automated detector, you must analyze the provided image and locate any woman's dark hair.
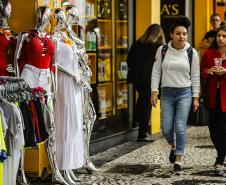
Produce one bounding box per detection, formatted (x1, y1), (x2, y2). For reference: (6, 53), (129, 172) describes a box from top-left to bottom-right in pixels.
(170, 16), (191, 33)
(139, 24), (166, 45)
(210, 25), (226, 49)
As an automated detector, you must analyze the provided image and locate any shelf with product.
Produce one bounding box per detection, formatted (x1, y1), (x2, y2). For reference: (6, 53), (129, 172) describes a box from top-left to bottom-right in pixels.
(96, 0), (113, 120)
(97, 83), (113, 119)
(115, 0), (128, 112)
(97, 0), (112, 19)
(116, 81), (128, 110)
(97, 51), (112, 83)
(84, 0), (113, 120)
(85, 0), (97, 17)
(86, 53), (97, 84)
(97, 21), (112, 49)
(83, 0), (129, 120)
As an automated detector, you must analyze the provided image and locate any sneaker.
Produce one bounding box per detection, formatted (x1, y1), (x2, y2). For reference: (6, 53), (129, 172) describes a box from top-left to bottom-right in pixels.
(215, 166), (224, 176)
(169, 148), (176, 164)
(174, 162), (183, 175)
(137, 132), (154, 142)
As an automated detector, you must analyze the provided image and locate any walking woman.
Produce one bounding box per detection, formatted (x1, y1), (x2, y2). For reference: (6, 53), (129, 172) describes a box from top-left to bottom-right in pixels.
(151, 16), (200, 174)
(127, 24), (165, 142)
(200, 25), (226, 176)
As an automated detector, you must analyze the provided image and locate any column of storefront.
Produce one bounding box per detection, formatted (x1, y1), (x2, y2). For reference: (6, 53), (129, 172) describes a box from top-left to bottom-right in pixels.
(194, 0), (213, 49)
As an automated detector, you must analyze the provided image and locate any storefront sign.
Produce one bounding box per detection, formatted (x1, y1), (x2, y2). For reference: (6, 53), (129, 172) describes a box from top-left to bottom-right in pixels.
(161, 0), (186, 42)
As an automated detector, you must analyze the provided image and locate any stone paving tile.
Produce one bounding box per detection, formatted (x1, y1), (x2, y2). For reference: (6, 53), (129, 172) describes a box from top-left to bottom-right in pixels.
(31, 126), (226, 185)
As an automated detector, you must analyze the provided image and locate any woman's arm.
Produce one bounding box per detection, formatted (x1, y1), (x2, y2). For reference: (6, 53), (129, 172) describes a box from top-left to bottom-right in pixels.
(151, 46), (162, 94)
(151, 46), (162, 107)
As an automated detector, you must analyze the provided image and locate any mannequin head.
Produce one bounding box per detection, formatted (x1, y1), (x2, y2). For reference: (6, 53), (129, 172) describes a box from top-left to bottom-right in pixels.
(0, 0), (11, 18)
(64, 5), (79, 26)
(36, 6), (51, 32)
(51, 8), (67, 33)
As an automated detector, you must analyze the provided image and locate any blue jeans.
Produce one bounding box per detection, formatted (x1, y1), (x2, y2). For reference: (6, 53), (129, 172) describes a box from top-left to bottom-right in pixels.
(160, 87), (192, 155)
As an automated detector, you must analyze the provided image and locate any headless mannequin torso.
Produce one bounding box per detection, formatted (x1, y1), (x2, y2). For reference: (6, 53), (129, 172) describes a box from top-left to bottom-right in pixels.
(15, 6), (54, 94)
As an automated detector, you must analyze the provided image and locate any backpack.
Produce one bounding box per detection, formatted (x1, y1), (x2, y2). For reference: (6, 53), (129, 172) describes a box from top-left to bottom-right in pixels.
(158, 45), (193, 99)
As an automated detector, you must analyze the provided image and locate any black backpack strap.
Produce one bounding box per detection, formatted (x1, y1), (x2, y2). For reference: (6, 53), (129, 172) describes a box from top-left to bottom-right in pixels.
(187, 46), (193, 65)
(161, 45), (168, 62)
(186, 46), (193, 74)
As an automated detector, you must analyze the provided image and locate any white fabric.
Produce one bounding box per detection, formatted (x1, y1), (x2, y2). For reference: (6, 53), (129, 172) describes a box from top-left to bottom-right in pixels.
(12, 104), (25, 150)
(3, 103), (24, 185)
(21, 64), (51, 94)
(3, 150), (20, 185)
(54, 39), (84, 170)
(151, 41), (200, 97)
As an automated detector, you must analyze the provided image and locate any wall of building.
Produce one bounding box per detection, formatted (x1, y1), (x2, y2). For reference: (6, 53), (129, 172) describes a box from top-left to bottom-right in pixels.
(194, 0), (213, 49)
(9, 0), (36, 33)
(135, 0), (160, 40)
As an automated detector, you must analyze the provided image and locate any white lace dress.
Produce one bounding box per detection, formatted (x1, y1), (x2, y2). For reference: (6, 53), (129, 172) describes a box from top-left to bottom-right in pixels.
(54, 38), (84, 170)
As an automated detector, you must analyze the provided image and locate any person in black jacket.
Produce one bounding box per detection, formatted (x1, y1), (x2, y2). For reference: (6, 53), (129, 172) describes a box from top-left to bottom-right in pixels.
(200, 13), (221, 49)
(127, 24), (166, 142)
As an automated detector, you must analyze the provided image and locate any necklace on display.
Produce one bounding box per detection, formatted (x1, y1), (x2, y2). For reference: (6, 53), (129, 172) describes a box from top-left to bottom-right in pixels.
(39, 32), (46, 38)
(60, 31), (74, 46)
(0, 27), (11, 40)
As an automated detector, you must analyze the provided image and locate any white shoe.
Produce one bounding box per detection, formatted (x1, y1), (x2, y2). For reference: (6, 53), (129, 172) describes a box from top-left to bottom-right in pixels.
(84, 161), (99, 173)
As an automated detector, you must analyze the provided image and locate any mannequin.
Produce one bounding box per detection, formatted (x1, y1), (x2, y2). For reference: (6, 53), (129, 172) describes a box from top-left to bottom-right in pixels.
(51, 8), (84, 184)
(65, 4), (97, 173)
(0, 0), (16, 76)
(15, 6), (54, 94)
(14, 6), (69, 185)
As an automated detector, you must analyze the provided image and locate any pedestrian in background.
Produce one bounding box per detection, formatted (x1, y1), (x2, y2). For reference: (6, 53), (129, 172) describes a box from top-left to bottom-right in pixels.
(127, 24), (166, 142)
(200, 25), (226, 176)
(151, 16), (200, 174)
(200, 13), (221, 50)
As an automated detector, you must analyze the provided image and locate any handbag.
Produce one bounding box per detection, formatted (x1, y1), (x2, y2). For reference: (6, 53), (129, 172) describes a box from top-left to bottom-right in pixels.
(187, 98), (209, 126)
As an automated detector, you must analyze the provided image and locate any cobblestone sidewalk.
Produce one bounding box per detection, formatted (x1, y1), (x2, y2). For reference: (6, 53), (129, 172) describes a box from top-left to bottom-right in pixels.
(32, 126), (226, 185)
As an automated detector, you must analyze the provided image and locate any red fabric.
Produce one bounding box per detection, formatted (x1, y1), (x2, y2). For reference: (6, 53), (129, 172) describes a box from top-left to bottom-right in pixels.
(200, 49), (226, 112)
(0, 33), (16, 76)
(18, 30), (55, 73)
(29, 101), (42, 142)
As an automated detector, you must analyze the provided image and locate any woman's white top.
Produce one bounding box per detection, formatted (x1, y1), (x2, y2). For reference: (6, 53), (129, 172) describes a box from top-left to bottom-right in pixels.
(151, 41), (200, 97)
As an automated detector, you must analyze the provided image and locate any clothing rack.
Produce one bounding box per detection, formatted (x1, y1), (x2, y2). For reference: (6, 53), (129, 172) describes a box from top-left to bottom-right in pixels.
(0, 76), (31, 102)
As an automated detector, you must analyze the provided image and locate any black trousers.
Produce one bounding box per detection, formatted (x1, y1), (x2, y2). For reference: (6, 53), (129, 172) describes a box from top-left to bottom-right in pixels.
(208, 89), (226, 165)
(134, 85), (152, 137)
